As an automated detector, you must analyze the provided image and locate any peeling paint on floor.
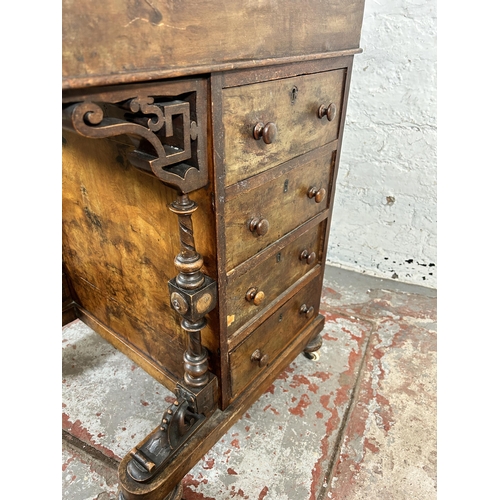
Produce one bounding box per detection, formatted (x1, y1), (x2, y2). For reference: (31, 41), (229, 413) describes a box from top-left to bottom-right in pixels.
(324, 320), (437, 500)
(62, 266), (437, 500)
(181, 314), (372, 500)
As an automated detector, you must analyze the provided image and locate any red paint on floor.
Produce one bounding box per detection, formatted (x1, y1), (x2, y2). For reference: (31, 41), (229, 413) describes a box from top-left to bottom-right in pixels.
(289, 374), (320, 394)
(322, 286), (342, 299)
(62, 455), (75, 472)
(288, 393), (312, 417)
(311, 371), (332, 382)
(309, 392), (341, 500)
(258, 486), (269, 499)
(62, 413), (121, 461)
(264, 384), (276, 394)
(275, 365), (294, 381)
(183, 473), (216, 500)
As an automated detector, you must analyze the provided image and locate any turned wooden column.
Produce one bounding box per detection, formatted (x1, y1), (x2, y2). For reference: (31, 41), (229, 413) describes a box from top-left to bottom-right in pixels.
(169, 193), (213, 388)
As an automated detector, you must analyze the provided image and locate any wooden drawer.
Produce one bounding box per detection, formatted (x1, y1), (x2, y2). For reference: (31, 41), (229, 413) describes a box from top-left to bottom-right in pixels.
(224, 147), (334, 270)
(222, 69), (345, 186)
(229, 273), (322, 398)
(226, 220), (326, 337)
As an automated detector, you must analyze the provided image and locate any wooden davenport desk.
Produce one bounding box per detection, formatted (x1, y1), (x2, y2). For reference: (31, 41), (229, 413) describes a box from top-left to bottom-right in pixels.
(62, 2), (365, 498)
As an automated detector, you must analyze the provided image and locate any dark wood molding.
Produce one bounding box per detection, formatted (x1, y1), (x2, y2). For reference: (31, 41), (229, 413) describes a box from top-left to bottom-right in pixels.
(63, 49), (362, 91)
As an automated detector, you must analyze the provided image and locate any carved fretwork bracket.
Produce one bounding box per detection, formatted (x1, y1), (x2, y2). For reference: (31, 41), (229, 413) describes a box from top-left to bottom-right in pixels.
(62, 79), (208, 193)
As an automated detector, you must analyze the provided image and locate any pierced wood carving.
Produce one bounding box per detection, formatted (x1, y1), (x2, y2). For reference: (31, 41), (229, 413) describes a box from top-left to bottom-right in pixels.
(62, 79), (208, 193)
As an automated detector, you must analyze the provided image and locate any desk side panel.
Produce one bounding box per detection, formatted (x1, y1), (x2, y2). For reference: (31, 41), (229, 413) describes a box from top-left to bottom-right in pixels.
(62, 132), (219, 387)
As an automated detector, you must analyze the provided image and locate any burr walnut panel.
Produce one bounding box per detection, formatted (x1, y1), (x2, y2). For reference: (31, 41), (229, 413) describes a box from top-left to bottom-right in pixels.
(223, 148), (334, 270)
(222, 69), (345, 186)
(62, 0), (364, 89)
(229, 273), (322, 399)
(225, 220), (326, 338)
(62, 132), (220, 387)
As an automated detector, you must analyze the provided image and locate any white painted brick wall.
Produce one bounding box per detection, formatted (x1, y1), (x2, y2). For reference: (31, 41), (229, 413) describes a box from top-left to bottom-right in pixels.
(328, 0), (437, 288)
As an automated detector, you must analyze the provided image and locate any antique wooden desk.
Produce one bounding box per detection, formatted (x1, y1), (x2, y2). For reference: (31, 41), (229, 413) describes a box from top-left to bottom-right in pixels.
(62, 2), (365, 498)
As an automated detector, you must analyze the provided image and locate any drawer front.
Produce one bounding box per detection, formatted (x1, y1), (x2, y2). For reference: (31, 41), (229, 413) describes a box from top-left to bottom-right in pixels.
(226, 221), (326, 337)
(229, 273), (322, 398)
(222, 69), (345, 186)
(225, 149), (333, 270)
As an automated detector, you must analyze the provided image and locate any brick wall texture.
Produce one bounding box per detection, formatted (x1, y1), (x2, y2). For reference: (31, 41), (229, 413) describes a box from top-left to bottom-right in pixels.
(328, 0), (437, 288)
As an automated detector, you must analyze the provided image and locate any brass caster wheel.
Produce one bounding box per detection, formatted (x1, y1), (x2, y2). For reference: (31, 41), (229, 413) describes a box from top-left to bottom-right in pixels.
(303, 350), (320, 361)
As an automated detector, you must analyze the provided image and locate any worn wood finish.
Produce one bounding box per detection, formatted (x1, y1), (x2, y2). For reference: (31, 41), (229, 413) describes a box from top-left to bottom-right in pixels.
(227, 265), (323, 353)
(62, 2), (366, 497)
(224, 148), (334, 270)
(62, 0), (365, 89)
(226, 220), (326, 337)
(62, 267), (78, 325)
(210, 72), (234, 409)
(221, 56), (353, 89)
(76, 306), (179, 391)
(62, 131), (221, 388)
(222, 69), (345, 186)
(229, 273), (322, 399)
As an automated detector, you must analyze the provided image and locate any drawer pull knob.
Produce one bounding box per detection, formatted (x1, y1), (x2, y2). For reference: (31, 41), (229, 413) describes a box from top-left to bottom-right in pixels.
(300, 250), (316, 265)
(300, 304), (315, 319)
(253, 122), (277, 144)
(307, 187), (326, 203)
(318, 103), (337, 121)
(249, 217), (270, 236)
(246, 287), (266, 306)
(251, 349), (270, 368)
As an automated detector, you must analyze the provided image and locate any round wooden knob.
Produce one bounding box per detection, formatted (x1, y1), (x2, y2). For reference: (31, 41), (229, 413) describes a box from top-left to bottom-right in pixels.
(307, 187), (326, 203)
(300, 304), (315, 319)
(299, 250), (316, 265)
(253, 122), (277, 144)
(253, 291), (265, 305)
(249, 217), (269, 236)
(318, 103), (337, 121)
(251, 349), (270, 368)
(246, 287), (266, 306)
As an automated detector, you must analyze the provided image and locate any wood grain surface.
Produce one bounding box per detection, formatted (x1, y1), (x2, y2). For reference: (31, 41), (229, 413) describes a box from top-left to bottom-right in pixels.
(62, 131), (220, 385)
(223, 148), (335, 270)
(222, 69), (345, 185)
(229, 273), (322, 398)
(225, 220), (325, 337)
(62, 0), (365, 89)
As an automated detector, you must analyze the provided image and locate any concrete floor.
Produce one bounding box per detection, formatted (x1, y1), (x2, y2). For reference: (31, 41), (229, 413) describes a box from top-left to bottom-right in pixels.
(62, 265), (437, 500)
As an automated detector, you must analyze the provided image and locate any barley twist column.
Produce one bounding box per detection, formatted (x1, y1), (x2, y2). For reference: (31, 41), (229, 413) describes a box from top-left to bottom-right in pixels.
(169, 194), (213, 388)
